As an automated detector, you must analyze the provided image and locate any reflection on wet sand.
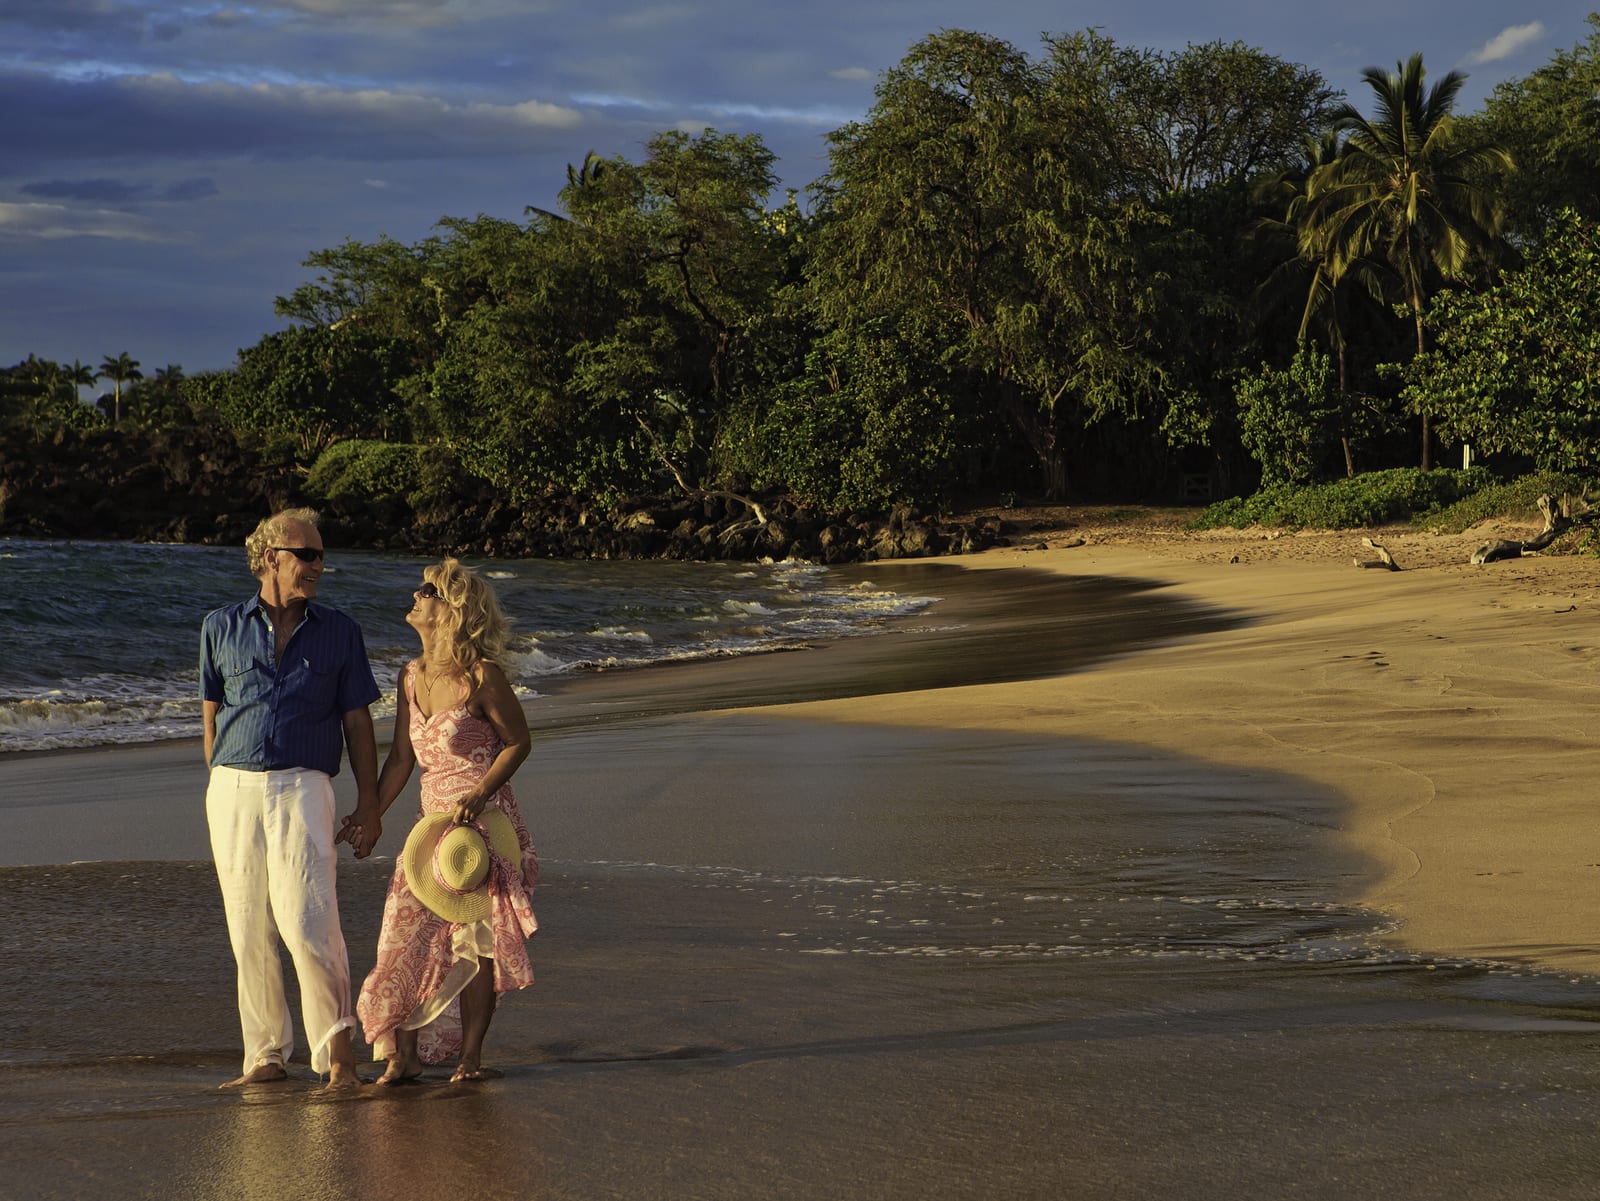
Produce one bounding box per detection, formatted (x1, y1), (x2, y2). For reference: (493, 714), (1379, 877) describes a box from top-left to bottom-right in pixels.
(177, 1083), (542, 1201)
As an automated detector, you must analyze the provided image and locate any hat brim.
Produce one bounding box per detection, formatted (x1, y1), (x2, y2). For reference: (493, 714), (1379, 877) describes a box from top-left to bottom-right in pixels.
(401, 809), (521, 924)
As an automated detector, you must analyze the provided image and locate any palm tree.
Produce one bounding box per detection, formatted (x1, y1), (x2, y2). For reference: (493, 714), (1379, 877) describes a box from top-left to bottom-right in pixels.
(63, 359), (96, 396)
(97, 351), (144, 427)
(565, 149), (608, 191)
(527, 150), (610, 224)
(1258, 131), (1387, 476)
(1303, 54), (1513, 469)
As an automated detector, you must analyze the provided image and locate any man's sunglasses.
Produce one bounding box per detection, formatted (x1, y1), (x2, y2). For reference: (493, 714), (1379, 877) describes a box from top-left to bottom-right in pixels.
(272, 546), (325, 563)
(416, 582), (445, 600)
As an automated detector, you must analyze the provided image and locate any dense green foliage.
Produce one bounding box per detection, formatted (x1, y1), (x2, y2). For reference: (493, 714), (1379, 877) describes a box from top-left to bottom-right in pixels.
(1234, 345), (1339, 487)
(305, 439), (423, 502)
(0, 356), (106, 434)
(209, 326), (411, 456)
(12, 20), (1600, 533)
(1459, 16), (1600, 240)
(1413, 471), (1593, 533)
(717, 321), (969, 511)
(1402, 210), (1600, 471)
(1195, 466), (1597, 535)
(1192, 467), (1495, 529)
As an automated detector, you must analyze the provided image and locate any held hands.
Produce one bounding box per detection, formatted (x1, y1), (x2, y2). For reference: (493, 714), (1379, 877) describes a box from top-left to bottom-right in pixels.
(335, 806), (382, 859)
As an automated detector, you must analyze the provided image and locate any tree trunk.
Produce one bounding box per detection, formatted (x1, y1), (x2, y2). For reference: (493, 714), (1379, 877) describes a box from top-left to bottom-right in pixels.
(1336, 340), (1354, 478)
(1042, 449), (1068, 502)
(1413, 303), (1430, 472)
(999, 390), (1069, 501)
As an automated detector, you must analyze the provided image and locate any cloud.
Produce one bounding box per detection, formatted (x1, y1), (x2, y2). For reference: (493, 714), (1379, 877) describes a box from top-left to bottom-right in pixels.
(243, 0), (553, 29)
(569, 88), (850, 127)
(0, 0), (145, 37)
(609, 5), (697, 32)
(0, 201), (166, 241)
(829, 66), (874, 81)
(0, 66), (586, 170)
(499, 98), (586, 126)
(699, 99), (854, 124)
(18, 175), (221, 204)
(18, 176), (218, 204)
(287, 0), (457, 13)
(1468, 22), (1545, 65)
(202, 8), (257, 29)
(22, 178), (148, 204)
(571, 91), (667, 113)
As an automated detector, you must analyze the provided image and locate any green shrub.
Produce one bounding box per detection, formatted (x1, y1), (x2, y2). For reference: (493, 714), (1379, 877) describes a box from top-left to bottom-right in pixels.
(1191, 467), (1498, 530)
(1234, 345), (1338, 488)
(1413, 471), (1593, 533)
(305, 439), (422, 503)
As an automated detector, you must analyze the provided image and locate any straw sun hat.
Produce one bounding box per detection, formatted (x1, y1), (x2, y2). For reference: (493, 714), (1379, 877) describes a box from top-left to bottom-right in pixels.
(401, 809), (522, 924)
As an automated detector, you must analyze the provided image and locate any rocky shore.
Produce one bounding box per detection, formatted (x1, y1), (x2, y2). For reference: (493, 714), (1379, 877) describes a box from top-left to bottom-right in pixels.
(0, 424), (1008, 562)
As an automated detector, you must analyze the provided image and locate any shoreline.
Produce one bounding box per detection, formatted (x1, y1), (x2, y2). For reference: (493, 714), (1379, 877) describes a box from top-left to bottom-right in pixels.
(8, 515), (1598, 979)
(789, 515), (1600, 978)
(0, 560), (1228, 867)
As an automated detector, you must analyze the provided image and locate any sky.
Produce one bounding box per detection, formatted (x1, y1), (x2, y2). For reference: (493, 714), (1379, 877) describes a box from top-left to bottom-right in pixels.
(2, 1), (1593, 377)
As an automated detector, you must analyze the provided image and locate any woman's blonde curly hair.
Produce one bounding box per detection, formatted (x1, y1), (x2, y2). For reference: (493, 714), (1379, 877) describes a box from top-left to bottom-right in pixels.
(423, 558), (510, 675)
(245, 507), (321, 579)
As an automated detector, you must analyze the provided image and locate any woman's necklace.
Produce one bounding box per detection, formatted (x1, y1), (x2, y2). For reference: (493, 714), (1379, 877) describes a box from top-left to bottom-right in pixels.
(418, 658), (464, 713)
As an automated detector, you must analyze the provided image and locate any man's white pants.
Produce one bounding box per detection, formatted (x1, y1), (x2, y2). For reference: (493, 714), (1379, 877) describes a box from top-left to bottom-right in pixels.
(206, 765), (355, 1076)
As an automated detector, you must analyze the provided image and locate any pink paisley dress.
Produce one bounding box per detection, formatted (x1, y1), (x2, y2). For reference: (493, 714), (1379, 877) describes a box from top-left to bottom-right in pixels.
(356, 661), (538, 1064)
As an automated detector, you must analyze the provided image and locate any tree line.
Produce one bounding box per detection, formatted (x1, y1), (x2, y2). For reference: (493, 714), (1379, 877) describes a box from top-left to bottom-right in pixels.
(6, 20), (1600, 520)
(2, 352), (183, 434)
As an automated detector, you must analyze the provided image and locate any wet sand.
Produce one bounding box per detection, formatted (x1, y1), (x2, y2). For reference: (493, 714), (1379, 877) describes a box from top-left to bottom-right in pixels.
(6, 545), (1600, 1199)
(848, 521), (1600, 976)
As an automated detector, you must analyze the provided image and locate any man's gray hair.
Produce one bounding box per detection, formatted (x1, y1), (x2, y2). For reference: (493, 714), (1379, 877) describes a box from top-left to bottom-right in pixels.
(245, 507), (321, 578)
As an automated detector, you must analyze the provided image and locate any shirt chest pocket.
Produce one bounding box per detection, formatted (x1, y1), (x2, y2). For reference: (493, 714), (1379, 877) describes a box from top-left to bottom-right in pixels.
(222, 657), (272, 706)
(280, 656), (337, 716)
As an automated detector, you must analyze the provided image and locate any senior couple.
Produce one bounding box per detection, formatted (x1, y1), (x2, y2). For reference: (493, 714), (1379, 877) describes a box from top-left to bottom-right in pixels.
(200, 508), (538, 1090)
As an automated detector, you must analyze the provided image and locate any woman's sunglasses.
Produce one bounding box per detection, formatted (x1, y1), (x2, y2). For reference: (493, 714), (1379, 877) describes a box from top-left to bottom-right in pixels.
(416, 582), (445, 600)
(272, 546), (324, 563)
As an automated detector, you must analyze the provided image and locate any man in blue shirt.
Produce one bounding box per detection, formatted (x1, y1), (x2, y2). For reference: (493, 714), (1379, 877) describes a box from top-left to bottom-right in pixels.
(199, 507), (381, 1090)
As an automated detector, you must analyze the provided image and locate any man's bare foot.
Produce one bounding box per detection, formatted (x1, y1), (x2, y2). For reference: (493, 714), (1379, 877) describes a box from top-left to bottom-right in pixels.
(450, 1063), (500, 1083)
(220, 1062), (288, 1089)
(321, 1063), (363, 1091)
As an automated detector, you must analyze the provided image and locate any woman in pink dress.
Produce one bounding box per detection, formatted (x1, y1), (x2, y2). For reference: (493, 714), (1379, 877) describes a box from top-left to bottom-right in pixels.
(348, 558), (537, 1084)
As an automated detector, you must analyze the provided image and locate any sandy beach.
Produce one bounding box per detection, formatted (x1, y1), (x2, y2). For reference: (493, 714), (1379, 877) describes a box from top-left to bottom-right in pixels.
(6, 512), (1600, 1201)
(893, 509), (1600, 977)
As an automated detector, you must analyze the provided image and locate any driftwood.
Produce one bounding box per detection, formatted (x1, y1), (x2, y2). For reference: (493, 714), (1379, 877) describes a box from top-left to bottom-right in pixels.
(1471, 493), (1594, 564)
(1353, 537), (1400, 571)
(634, 414), (770, 543)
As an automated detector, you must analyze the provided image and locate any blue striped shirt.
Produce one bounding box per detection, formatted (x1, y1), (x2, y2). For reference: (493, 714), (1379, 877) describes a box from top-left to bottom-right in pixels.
(199, 597), (381, 777)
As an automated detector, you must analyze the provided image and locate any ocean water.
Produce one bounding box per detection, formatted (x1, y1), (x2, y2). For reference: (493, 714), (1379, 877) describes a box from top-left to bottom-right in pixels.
(0, 538), (939, 752)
